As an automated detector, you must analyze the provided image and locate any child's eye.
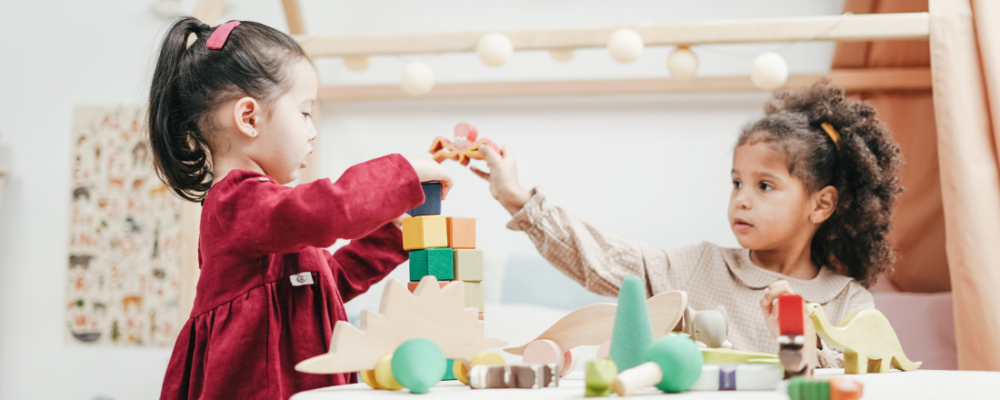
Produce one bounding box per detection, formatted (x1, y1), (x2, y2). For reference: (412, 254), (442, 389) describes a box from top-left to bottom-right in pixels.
(302, 112), (311, 118)
(760, 182), (773, 191)
(732, 180), (742, 189)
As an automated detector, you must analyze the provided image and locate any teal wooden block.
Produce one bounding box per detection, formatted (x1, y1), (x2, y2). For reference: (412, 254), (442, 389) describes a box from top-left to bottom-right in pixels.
(409, 248), (454, 281)
(442, 359), (456, 381)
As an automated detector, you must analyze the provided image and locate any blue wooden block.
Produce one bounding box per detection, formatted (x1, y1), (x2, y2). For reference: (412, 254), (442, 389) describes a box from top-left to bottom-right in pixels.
(409, 248), (454, 281)
(408, 181), (442, 216)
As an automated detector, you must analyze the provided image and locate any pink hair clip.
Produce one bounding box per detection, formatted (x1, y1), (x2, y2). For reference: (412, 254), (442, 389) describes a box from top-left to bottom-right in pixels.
(206, 21), (241, 50)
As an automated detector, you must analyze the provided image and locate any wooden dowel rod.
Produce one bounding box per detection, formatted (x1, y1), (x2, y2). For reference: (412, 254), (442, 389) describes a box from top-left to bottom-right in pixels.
(318, 68), (931, 102)
(296, 13), (928, 58)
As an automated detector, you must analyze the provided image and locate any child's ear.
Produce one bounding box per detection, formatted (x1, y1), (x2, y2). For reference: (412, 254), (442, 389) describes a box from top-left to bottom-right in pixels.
(232, 97), (260, 141)
(810, 186), (839, 223)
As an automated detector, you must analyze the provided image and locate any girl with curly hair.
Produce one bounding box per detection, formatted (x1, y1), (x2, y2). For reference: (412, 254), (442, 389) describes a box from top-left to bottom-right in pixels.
(474, 82), (903, 367)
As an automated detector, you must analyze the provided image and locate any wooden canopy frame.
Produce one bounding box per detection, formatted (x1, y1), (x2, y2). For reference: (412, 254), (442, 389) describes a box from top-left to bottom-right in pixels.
(176, 0), (932, 319)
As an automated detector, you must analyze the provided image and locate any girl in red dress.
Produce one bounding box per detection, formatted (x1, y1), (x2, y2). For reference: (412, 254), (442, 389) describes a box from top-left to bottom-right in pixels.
(147, 18), (453, 399)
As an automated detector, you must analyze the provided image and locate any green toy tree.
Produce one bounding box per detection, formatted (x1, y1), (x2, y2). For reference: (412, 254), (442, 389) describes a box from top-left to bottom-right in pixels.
(609, 275), (654, 371)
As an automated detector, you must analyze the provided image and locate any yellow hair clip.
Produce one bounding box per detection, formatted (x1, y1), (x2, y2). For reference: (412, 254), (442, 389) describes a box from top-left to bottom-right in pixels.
(820, 122), (841, 153)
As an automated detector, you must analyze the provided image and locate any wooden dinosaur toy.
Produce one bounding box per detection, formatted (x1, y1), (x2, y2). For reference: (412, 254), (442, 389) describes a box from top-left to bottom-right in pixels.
(805, 303), (921, 374)
(295, 276), (508, 375)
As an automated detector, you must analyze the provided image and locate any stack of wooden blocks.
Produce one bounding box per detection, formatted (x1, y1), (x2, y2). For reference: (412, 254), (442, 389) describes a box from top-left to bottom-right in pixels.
(402, 181), (485, 319)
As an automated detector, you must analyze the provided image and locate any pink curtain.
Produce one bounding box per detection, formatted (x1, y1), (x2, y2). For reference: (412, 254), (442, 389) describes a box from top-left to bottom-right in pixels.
(834, 0), (950, 293)
(928, 0), (1000, 371)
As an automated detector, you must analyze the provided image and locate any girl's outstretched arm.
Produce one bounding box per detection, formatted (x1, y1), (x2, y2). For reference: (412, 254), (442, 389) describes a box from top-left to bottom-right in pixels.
(472, 146), (695, 297)
(218, 154), (425, 256)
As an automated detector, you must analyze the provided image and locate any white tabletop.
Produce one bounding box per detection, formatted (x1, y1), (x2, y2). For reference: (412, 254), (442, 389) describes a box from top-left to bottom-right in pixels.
(291, 369), (998, 400)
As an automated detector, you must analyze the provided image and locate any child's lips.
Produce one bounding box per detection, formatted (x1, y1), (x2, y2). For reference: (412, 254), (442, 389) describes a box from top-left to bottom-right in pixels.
(734, 219), (753, 232)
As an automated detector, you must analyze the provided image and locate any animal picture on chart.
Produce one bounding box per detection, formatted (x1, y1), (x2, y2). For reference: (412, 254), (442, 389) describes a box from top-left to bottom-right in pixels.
(64, 106), (183, 347)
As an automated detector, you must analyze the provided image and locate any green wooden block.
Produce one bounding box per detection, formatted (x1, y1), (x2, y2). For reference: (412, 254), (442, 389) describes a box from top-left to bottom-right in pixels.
(585, 357), (618, 397)
(442, 359), (456, 381)
(453, 249), (483, 282)
(409, 248), (454, 281)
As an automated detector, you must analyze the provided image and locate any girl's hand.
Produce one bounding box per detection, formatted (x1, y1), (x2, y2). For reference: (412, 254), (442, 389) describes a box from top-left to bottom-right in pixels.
(392, 214), (407, 228)
(405, 156), (454, 200)
(760, 280), (795, 339)
(470, 145), (531, 216)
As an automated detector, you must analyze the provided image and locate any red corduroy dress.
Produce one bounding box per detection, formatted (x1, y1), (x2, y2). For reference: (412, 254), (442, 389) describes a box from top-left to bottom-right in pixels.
(159, 154), (424, 400)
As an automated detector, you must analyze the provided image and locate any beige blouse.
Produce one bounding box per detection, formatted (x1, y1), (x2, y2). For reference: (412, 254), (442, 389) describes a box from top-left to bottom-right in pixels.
(506, 188), (875, 368)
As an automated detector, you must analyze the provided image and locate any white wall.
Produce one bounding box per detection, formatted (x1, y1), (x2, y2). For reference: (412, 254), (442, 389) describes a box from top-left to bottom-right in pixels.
(0, 1), (841, 399)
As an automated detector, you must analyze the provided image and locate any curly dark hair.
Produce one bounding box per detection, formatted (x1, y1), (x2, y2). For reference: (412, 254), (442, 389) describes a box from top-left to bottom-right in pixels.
(737, 82), (904, 287)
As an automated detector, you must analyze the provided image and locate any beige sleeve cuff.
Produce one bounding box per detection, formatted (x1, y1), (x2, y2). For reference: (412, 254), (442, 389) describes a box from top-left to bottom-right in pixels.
(506, 186), (546, 232)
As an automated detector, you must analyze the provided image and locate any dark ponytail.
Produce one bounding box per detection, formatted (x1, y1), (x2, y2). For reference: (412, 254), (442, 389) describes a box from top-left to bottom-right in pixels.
(147, 18), (307, 202)
(736, 82), (904, 287)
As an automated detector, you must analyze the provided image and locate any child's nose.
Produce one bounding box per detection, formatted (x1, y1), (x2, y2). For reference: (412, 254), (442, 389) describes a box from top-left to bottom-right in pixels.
(735, 192), (752, 209)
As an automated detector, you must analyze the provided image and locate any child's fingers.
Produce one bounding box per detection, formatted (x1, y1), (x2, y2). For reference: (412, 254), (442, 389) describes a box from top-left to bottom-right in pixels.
(469, 166), (491, 180)
(480, 144), (503, 165)
(499, 145), (514, 161)
(439, 177), (453, 200)
(759, 290), (774, 315)
(763, 280), (793, 305)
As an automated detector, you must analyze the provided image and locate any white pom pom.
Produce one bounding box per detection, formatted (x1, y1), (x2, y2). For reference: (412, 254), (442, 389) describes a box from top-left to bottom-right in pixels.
(606, 28), (644, 64)
(477, 32), (513, 67)
(400, 62), (434, 96)
(549, 48), (575, 62)
(750, 52), (789, 90)
(667, 47), (698, 80)
(343, 56), (370, 72)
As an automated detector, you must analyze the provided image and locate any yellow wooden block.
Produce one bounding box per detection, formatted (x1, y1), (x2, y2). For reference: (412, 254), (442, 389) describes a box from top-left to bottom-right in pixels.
(359, 369), (381, 389)
(464, 281), (484, 312)
(402, 216), (448, 250)
(374, 354), (403, 390)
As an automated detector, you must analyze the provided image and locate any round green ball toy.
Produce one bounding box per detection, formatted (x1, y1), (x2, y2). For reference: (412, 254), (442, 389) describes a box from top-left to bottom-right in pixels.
(391, 339), (446, 394)
(645, 335), (703, 393)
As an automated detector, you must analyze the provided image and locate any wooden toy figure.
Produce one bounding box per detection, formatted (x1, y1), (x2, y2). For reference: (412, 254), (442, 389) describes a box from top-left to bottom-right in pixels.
(806, 303), (921, 374)
(612, 335), (704, 396)
(682, 306), (732, 348)
(295, 277), (507, 375)
(778, 294), (817, 378)
(504, 290), (687, 377)
(469, 364), (559, 389)
(429, 122), (499, 166)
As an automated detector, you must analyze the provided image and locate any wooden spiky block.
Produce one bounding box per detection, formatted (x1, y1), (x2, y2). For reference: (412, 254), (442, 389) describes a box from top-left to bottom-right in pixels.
(295, 276), (508, 374)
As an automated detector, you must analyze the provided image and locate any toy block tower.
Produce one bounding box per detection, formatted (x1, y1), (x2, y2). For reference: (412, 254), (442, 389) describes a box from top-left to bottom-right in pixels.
(402, 181), (486, 380)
